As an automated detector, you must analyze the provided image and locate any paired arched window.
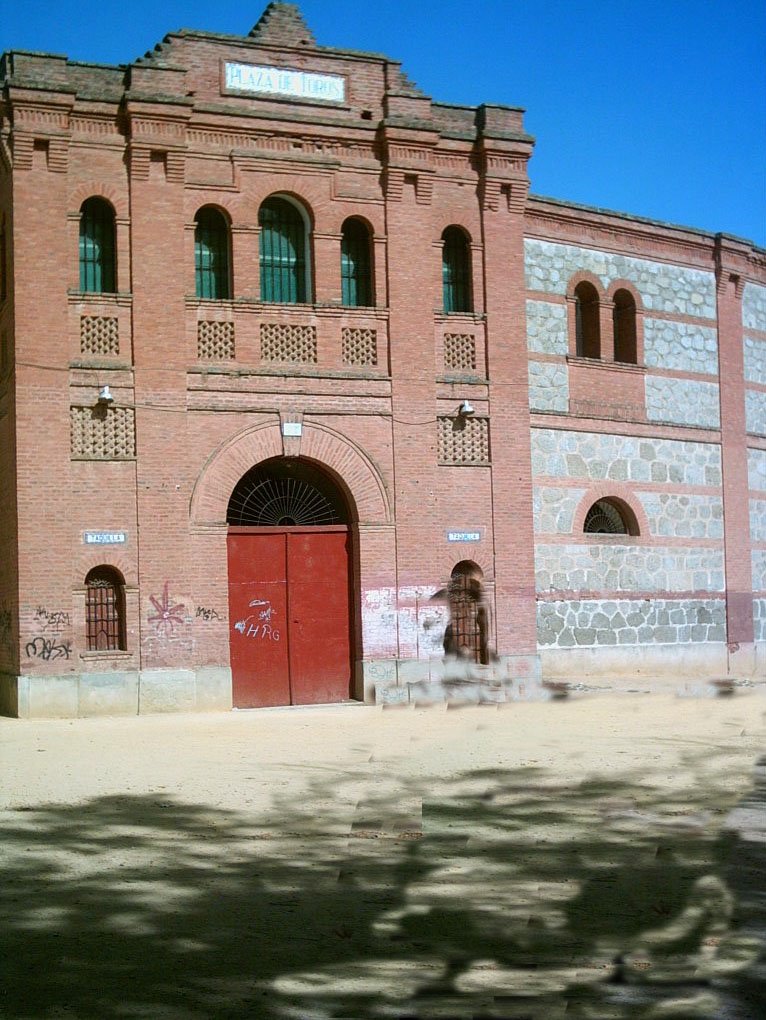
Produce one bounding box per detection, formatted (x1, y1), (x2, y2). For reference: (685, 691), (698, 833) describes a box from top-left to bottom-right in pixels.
(259, 196), (310, 303)
(574, 281), (600, 359)
(85, 566), (126, 651)
(613, 289), (637, 364)
(195, 207), (230, 299)
(442, 227), (472, 313)
(583, 498), (638, 536)
(341, 218), (373, 307)
(79, 198), (116, 293)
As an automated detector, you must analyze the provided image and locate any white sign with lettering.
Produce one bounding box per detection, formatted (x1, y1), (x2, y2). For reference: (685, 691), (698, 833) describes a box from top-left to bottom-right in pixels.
(224, 62), (345, 103)
(447, 531), (482, 543)
(84, 531), (127, 545)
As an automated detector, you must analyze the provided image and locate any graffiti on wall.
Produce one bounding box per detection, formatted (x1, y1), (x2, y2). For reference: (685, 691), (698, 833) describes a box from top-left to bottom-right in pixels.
(33, 606), (71, 633)
(148, 582), (187, 638)
(25, 636), (72, 661)
(233, 598), (281, 642)
(195, 606), (221, 622)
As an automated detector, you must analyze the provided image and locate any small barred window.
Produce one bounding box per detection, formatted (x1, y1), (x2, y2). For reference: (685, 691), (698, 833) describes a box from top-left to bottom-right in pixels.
(85, 566), (126, 652)
(583, 499), (636, 535)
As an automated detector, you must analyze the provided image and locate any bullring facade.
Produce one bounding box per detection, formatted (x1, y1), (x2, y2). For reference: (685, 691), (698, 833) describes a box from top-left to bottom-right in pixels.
(0, 3), (764, 717)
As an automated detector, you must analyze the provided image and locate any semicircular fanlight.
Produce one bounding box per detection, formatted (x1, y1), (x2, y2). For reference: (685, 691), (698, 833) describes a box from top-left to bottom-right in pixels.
(227, 460), (347, 526)
(583, 499), (628, 535)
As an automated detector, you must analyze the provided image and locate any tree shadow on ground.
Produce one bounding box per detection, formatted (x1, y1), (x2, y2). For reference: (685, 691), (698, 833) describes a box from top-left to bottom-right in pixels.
(0, 753), (761, 1019)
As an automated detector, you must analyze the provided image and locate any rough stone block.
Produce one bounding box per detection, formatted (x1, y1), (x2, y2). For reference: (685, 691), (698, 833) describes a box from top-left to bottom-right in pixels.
(138, 669), (197, 713)
(78, 671), (139, 716)
(195, 667), (232, 711)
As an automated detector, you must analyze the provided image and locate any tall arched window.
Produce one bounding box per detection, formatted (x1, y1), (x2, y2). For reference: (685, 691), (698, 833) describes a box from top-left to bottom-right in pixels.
(85, 566), (126, 651)
(444, 561), (488, 664)
(340, 218), (373, 307)
(613, 289), (637, 364)
(195, 207), (230, 299)
(574, 281), (600, 358)
(259, 196), (309, 304)
(79, 198), (116, 293)
(442, 226), (472, 313)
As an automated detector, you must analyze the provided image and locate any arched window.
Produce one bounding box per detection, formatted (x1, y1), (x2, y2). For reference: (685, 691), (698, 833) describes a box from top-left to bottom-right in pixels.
(195, 207), (230, 299)
(85, 566), (126, 651)
(79, 198), (116, 293)
(443, 561), (488, 665)
(340, 218), (373, 307)
(574, 281), (600, 359)
(583, 498), (638, 535)
(613, 289), (637, 364)
(442, 227), (472, 313)
(259, 196), (309, 304)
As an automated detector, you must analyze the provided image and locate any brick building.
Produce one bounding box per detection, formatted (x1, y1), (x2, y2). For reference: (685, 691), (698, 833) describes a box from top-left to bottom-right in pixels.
(0, 3), (764, 717)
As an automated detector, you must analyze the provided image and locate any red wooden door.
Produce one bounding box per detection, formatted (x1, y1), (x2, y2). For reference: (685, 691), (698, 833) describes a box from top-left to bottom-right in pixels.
(227, 531), (290, 708)
(227, 527), (352, 708)
(288, 530), (352, 705)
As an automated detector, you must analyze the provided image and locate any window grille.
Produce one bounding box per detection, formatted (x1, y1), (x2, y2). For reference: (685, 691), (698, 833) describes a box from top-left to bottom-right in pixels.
(584, 499), (629, 534)
(341, 218), (373, 307)
(197, 320), (235, 360)
(442, 227), (472, 313)
(195, 207), (230, 299)
(259, 197), (308, 303)
(227, 458), (348, 526)
(79, 198), (116, 294)
(444, 333), (476, 371)
(341, 327), (377, 366)
(437, 416), (490, 464)
(85, 566), (126, 651)
(80, 316), (119, 356)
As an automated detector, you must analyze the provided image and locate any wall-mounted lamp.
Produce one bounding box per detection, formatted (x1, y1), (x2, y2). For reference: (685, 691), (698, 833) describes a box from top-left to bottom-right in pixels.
(457, 400), (475, 417)
(97, 385), (114, 405)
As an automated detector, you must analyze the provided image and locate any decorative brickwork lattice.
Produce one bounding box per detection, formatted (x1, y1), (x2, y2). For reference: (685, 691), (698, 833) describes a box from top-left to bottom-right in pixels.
(438, 416), (490, 465)
(444, 333), (476, 371)
(260, 322), (317, 363)
(341, 327), (377, 366)
(70, 405), (136, 459)
(80, 316), (119, 356)
(197, 320), (235, 360)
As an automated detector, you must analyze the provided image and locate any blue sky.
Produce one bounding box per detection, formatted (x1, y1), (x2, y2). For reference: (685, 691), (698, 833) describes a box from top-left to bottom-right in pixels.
(3, 1), (764, 246)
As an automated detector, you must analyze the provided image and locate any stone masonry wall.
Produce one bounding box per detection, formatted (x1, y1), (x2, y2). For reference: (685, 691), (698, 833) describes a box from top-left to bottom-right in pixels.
(751, 500), (766, 544)
(646, 377), (721, 429)
(744, 337), (766, 386)
(743, 282), (766, 331)
(528, 361), (568, 412)
(526, 300), (568, 355)
(644, 318), (718, 375)
(755, 599), (766, 643)
(531, 429), (722, 486)
(524, 239), (717, 318)
(537, 598), (726, 649)
(534, 544), (724, 593)
(745, 390), (766, 437)
(532, 428), (725, 649)
(749, 448), (766, 492)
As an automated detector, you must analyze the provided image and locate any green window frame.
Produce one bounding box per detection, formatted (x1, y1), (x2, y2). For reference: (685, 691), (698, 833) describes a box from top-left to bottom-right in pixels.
(79, 198), (116, 294)
(195, 207), (230, 300)
(341, 218), (373, 307)
(259, 197), (308, 304)
(442, 226), (471, 313)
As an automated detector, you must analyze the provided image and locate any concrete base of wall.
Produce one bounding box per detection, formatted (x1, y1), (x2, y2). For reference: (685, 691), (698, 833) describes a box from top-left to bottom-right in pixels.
(0, 667), (233, 719)
(539, 641), (759, 684)
(365, 653), (543, 705)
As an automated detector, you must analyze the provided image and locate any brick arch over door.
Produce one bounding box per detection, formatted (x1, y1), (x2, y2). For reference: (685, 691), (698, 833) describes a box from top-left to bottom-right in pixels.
(190, 421), (392, 527)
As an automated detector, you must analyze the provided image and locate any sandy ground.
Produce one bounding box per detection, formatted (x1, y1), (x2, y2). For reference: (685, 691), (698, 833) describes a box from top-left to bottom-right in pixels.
(1, 691), (765, 1019)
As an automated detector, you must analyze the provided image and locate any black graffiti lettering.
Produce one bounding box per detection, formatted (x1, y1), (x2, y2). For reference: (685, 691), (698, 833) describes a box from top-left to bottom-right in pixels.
(25, 636), (72, 662)
(195, 606), (221, 621)
(33, 607), (71, 632)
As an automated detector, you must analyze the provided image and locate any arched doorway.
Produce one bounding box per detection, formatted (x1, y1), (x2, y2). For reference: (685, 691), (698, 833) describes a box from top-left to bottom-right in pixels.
(226, 458), (354, 708)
